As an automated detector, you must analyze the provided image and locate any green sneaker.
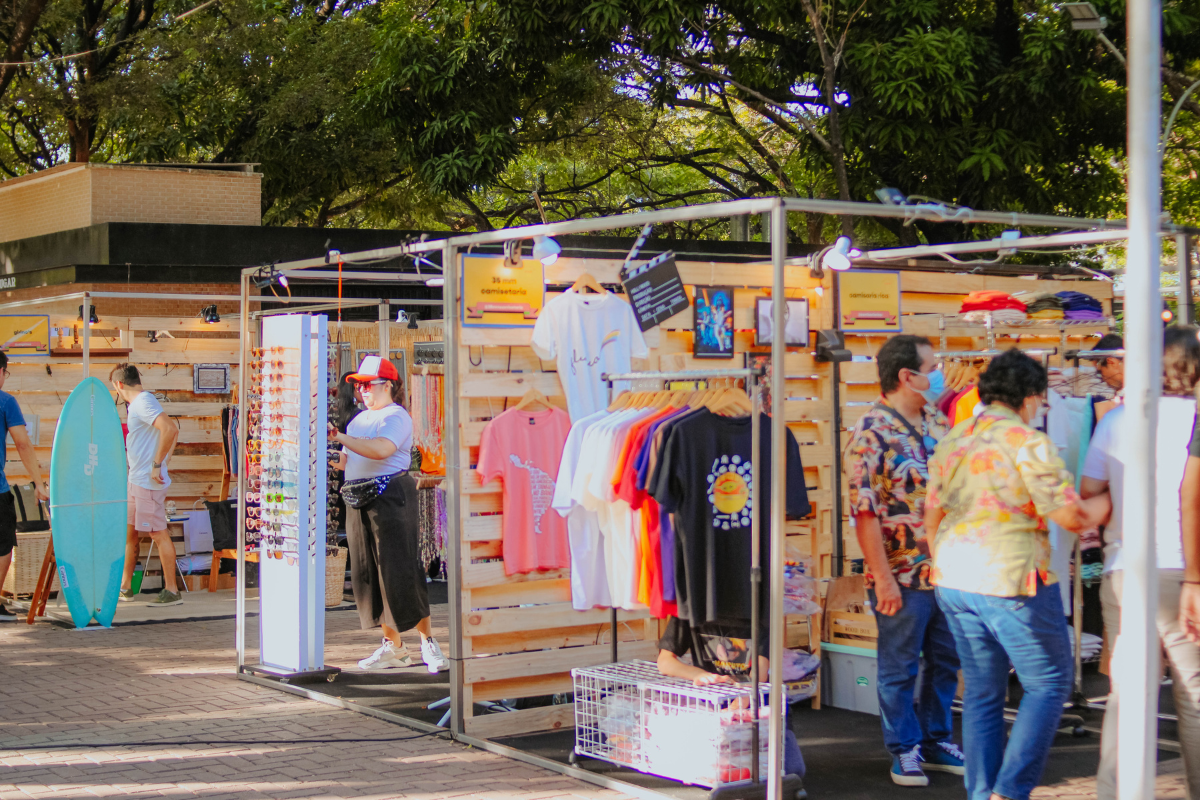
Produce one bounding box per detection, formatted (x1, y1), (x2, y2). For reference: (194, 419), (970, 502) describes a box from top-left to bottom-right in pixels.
(118, 589), (138, 602)
(145, 589), (183, 607)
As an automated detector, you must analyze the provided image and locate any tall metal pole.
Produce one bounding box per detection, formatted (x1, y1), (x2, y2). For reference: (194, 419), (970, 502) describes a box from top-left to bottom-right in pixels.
(443, 243), (465, 735)
(81, 293), (90, 379)
(1178, 234), (1194, 325)
(1118, 0), (1162, 796)
(236, 273), (250, 669)
(767, 202), (787, 800)
(378, 301), (390, 358)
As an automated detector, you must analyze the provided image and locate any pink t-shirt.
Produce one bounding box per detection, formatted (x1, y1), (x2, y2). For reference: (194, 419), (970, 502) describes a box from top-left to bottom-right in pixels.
(477, 407), (572, 576)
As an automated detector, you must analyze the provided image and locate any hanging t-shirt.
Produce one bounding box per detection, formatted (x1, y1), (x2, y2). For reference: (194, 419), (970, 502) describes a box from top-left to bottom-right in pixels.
(552, 409), (611, 610)
(478, 407), (572, 576)
(1082, 397), (1194, 572)
(653, 410), (810, 625)
(531, 290), (649, 421)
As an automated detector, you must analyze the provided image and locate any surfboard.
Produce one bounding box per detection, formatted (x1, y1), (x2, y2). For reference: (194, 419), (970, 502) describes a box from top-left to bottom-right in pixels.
(49, 377), (128, 628)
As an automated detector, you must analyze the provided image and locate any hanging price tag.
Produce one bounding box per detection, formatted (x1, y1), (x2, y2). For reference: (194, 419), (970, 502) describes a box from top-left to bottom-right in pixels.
(620, 251), (690, 332)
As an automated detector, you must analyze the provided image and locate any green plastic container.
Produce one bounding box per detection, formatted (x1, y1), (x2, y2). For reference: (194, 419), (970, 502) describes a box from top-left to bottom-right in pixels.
(130, 563), (144, 595)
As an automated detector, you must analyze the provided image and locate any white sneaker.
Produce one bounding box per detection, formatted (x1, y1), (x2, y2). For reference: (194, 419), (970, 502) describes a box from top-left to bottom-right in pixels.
(421, 638), (448, 673)
(357, 639), (412, 670)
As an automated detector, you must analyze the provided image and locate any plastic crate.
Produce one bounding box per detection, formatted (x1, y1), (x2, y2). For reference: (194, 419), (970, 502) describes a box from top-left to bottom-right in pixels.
(572, 659), (782, 788)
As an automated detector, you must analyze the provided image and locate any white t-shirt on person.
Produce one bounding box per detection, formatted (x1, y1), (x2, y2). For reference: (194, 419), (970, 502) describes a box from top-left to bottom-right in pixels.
(127, 391), (169, 490)
(343, 404), (412, 480)
(1082, 397), (1194, 572)
(531, 290), (649, 422)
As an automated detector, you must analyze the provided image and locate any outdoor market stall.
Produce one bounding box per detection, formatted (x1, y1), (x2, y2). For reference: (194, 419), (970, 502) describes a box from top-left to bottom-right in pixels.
(233, 196), (1193, 800)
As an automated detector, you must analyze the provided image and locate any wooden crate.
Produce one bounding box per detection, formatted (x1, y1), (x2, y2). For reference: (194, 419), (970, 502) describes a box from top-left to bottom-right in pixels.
(2, 531), (58, 597)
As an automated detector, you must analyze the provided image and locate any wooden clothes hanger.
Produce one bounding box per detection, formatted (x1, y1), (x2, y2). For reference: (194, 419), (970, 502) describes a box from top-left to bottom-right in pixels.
(512, 387), (553, 412)
(569, 272), (608, 295)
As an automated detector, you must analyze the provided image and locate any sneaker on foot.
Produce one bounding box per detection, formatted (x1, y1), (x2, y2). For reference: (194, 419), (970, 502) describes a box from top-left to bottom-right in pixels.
(920, 741), (965, 775)
(421, 638), (448, 673)
(891, 745), (929, 787)
(118, 589), (138, 602)
(358, 639), (412, 670)
(145, 589), (183, 606)
(0, 604), (16, 621)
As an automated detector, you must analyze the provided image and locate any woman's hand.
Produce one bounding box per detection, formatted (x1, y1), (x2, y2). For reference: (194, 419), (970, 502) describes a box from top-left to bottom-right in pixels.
(329, 452), (347, 472)
(327, 422), (341, 443)
(694, 672), (733, 687)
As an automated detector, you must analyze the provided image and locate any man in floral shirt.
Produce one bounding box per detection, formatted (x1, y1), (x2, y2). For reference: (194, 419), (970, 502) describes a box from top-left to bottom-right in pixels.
(845, 335), (962, 787)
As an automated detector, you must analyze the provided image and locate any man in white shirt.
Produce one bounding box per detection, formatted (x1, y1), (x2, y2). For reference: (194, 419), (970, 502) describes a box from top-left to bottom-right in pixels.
(1082, 326), (1200, 799)
(111, 364), (181, 606)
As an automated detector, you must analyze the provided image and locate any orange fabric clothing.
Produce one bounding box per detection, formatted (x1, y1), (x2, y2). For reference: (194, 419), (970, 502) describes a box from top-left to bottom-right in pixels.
(952, 387), (981, 426)
(959, 290), (1027, 313)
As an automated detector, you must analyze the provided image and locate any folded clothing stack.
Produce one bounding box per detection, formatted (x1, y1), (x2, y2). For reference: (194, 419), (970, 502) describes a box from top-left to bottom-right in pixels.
(960, 290), (1028, 313)
(1013, 291), (1065, 320)
(963, 308), (1028, 323)
(1056, 290), (1105, 320)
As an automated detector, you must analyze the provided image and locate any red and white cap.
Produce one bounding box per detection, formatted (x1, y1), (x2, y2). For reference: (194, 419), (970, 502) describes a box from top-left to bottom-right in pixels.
(348, 355), (399, 383)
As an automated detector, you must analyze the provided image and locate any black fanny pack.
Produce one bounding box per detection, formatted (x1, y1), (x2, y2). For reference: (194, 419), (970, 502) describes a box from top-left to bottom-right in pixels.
(340, 472), (403, 509)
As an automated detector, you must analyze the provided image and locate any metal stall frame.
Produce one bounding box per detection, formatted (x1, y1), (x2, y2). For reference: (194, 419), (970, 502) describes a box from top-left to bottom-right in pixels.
(235, 196), (1196, 800)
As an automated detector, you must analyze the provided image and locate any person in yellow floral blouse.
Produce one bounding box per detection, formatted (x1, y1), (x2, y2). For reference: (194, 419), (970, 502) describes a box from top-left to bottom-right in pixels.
(924, 349), (1110, 800)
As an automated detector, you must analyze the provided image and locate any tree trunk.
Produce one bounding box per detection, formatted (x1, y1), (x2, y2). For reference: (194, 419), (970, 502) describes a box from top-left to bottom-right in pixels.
(67, 118), (90, 163)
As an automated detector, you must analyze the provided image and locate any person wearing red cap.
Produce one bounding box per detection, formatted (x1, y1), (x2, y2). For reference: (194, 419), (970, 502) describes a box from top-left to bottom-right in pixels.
(329, 355), (447, 673)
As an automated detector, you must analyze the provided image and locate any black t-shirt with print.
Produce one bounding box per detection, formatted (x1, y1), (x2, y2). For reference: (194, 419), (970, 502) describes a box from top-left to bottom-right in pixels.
(652, 410), (810, 626)
(658, 616), (768, 678)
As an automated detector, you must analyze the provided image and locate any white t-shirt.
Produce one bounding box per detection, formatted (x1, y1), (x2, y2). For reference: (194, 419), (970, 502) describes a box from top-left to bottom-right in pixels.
(1082, 397), (1195, 572)
(531, 290), (649, 421)
(127, 391), (169, 490)
(553, 409), (611, 610)
(344, 404), (413, 480)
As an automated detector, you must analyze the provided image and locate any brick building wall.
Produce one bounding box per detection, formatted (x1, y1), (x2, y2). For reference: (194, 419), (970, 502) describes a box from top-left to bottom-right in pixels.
(0, 164), (261, 243)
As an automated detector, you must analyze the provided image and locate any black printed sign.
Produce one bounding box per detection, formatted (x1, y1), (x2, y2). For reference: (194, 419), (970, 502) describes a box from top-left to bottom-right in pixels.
(621, 252), (690, 332)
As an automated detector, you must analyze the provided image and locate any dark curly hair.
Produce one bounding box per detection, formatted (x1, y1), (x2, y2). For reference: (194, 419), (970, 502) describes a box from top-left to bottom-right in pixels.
(978, 349), (1048, 410)
(1164, 325), (1200, 398)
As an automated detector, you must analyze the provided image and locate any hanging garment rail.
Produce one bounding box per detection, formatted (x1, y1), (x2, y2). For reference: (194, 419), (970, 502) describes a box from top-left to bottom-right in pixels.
(1065, 348), (1126, 359)
(601, 368), (762, 384)
(600, 366), (769, 788)
(934, 348), (1059, 358)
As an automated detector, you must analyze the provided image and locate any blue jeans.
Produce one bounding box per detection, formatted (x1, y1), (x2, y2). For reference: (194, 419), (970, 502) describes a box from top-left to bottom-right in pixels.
(784, 728), (805, 778)
(936, 582), (1073, 800)
(869, 585), (961, 754)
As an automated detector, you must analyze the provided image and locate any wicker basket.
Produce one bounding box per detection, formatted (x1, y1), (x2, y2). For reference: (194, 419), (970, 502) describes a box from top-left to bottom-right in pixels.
(325, 546), (347, 607)
(2, 531), (58, 597)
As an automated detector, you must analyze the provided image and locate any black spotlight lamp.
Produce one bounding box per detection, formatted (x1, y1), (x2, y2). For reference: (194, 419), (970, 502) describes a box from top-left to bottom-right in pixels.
(253, 265), (289, 290)
(199, 305), (220, 324)
(78, 305), (99, 326)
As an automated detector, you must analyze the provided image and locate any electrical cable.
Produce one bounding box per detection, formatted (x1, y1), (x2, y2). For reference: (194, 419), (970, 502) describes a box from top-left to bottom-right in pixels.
(0, 731), (446, 751)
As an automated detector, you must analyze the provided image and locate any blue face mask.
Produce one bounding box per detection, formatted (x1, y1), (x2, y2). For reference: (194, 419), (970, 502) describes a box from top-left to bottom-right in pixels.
(919, 368), (945, 404)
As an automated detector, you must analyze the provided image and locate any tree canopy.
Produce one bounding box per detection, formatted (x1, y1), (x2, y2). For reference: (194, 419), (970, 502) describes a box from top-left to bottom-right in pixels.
(0, 0), (1194, 244)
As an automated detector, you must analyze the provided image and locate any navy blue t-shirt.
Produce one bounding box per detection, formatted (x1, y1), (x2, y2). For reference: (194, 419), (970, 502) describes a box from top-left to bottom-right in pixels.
(0, 390), (26, 493)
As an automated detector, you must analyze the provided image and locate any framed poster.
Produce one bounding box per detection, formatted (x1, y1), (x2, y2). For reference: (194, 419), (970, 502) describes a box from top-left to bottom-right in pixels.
(755, 297), (810, 347)
(692, 286), (735, 359)
(0, 315), (49, 355)
(193, 363), (230, 394)
(461, 253), (545, 327)
(838, 270), (902, 333)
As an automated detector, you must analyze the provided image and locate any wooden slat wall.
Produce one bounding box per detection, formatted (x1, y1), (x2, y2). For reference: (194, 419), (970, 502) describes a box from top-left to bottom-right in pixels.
(826, 275), (1115, 577)
(454, 260), (831, 739)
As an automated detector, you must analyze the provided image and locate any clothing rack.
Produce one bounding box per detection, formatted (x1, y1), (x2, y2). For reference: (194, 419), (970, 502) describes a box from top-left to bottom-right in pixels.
(601, 366), (773, 793)
(934, 348), (1058, 358)
(937, 314), (1115, 353)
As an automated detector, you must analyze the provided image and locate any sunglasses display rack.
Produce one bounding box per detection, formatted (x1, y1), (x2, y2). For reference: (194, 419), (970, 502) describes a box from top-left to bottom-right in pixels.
(253, 313), (330, 675)
(325, 345), (342, 553)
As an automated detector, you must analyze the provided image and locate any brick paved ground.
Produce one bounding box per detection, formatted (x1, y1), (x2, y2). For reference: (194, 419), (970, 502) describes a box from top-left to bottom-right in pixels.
(0, 610), (628, 800)
(0, 607), (1192, 799)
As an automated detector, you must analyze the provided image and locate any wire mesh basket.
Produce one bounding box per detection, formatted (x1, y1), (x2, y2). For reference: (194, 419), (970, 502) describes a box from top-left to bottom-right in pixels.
(572, 659), (781, 788)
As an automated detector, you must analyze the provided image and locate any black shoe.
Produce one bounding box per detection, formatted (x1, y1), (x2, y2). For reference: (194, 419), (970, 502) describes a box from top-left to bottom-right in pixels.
(0, 604), (17, 621)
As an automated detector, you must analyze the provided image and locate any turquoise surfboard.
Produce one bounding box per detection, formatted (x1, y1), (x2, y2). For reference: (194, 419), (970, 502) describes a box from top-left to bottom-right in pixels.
(49, 377), (128, 628)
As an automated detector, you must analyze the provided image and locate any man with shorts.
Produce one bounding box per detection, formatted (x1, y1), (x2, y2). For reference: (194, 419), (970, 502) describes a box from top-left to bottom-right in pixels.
(0, 352), (48, 620)
(112, 364), (181, 606)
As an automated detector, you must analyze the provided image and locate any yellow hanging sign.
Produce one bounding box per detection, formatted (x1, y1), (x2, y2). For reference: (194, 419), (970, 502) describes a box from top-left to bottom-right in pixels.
(461, 254), (546, 327)
(0, 315), (50, 355)
(838, 271), (902, 333)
